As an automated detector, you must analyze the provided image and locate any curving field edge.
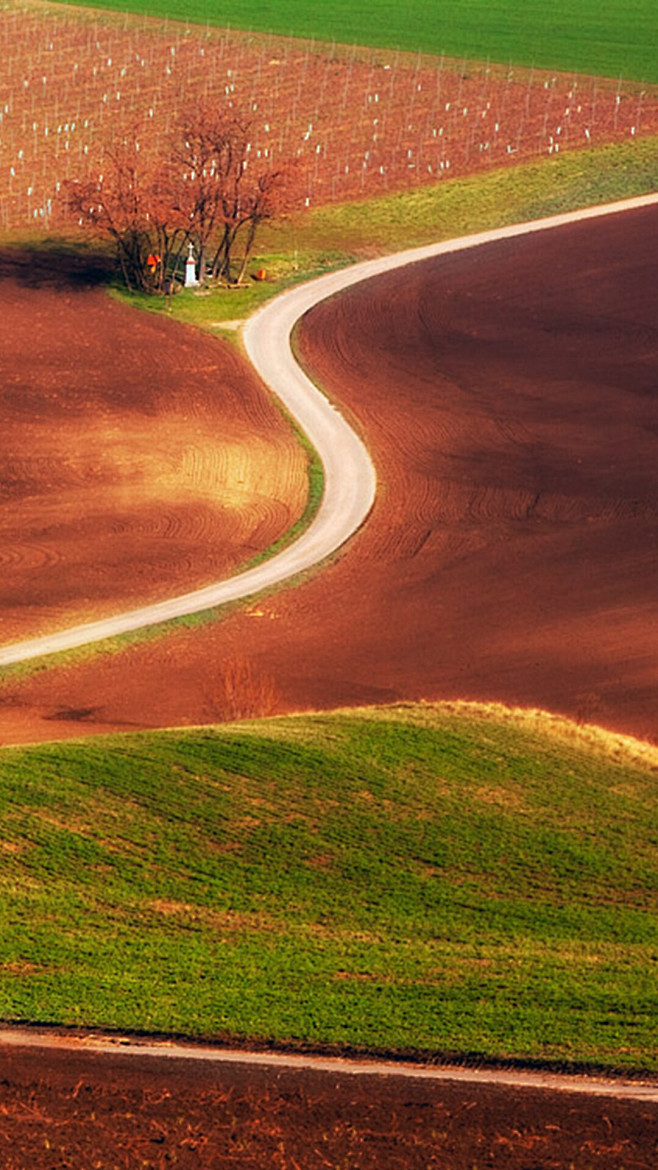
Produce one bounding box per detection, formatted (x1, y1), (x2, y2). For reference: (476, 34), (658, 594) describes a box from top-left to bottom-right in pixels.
(1, 191), (657, 667)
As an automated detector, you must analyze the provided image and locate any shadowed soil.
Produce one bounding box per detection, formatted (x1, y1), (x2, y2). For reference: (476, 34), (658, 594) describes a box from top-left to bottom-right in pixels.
(288, 202), (658, 740)
(0, 1041), (655, 1169)
(0, 206), (656, 743)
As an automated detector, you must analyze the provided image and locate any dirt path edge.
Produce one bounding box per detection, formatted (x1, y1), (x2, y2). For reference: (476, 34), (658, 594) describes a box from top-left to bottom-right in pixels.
(0, 1028), (656, 1101)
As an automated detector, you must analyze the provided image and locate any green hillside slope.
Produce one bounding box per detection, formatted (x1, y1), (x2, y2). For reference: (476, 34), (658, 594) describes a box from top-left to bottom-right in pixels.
(1, 702), (656, 1072)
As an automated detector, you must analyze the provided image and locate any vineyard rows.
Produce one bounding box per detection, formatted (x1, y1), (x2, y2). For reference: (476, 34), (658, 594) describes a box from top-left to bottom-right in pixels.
(1, 0), (657, 230)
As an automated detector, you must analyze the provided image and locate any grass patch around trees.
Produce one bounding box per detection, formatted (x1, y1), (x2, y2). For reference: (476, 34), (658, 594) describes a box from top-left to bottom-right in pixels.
(50, 0), (658, 83)
(108, 137), (658, 338)
(0, 702), (656, 1073)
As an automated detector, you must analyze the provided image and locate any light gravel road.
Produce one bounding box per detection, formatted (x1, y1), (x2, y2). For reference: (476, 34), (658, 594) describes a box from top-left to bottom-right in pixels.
(0, 1028), (656, 1100)
(1, 192), (657, 667)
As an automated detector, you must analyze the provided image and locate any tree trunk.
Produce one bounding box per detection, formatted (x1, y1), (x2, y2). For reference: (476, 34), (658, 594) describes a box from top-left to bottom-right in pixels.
(235, 220), (257, 285)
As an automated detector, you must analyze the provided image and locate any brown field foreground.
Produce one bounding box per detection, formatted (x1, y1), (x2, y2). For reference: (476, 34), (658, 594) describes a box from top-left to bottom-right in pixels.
(0, 1039), (656, 1169)
(0, 247), (307, 647)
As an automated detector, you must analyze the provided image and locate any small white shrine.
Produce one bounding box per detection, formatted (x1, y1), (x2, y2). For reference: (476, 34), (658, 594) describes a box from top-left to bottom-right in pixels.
(184, 241), (199, 288)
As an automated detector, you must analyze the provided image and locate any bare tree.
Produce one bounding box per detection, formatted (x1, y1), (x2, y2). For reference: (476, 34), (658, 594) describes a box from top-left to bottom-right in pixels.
(174, 105), (302, 285)
(64, 105), (302, 293)
(169, 106), (243, 283)
(232, 166), (297, 284)
(64, 141), (188, 292)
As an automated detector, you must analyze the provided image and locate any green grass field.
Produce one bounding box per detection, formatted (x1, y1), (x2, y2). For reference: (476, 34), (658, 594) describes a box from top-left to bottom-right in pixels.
(53, 0), (658, 82)
(1, 703), (656, 1072)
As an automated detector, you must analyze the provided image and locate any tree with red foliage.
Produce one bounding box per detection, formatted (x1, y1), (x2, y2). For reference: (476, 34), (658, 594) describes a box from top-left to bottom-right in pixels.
(64, 140), (188, 292)
(64, 106), (302, 293)
(170, 104), (303, 284)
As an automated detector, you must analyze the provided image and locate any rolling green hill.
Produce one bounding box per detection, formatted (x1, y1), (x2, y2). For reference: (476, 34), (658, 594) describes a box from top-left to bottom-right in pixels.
(1, 702), (656, 1071)
(51, 0), (658, 83)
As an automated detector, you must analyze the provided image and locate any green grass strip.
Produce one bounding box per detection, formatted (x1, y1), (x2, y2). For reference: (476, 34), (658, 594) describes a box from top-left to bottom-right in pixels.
(50, 0), (658, 83)
(0, 702), (656, 1072)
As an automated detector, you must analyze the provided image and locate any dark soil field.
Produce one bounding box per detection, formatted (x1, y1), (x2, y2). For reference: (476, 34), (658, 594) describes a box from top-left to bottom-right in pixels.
(0, 1037), (656, 1169)
(2, 203), (656, 744)
(290, 202), (658, 741)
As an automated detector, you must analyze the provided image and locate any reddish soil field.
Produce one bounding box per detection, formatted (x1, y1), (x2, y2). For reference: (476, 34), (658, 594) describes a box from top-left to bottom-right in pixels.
(0, 204), (657, 744)
(0, 246), (306, 645)
(0, 1040), (656, 1169)
(0, 4), (656, 229)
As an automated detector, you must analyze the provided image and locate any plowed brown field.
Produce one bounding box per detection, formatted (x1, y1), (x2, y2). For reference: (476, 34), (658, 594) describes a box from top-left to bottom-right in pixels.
(0, 248), (306, 646)
(0, 205), (656, 744)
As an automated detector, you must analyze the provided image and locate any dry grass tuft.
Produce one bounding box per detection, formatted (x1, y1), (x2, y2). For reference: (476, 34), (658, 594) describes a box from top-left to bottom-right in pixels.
(203, 655), (279, 722)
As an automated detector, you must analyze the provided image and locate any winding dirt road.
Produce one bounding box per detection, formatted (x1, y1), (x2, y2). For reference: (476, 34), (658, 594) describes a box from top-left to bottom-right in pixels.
(1, 198), (657, 742)
(0, 195), (655, 666)
(2, 1027), (656, 1101)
